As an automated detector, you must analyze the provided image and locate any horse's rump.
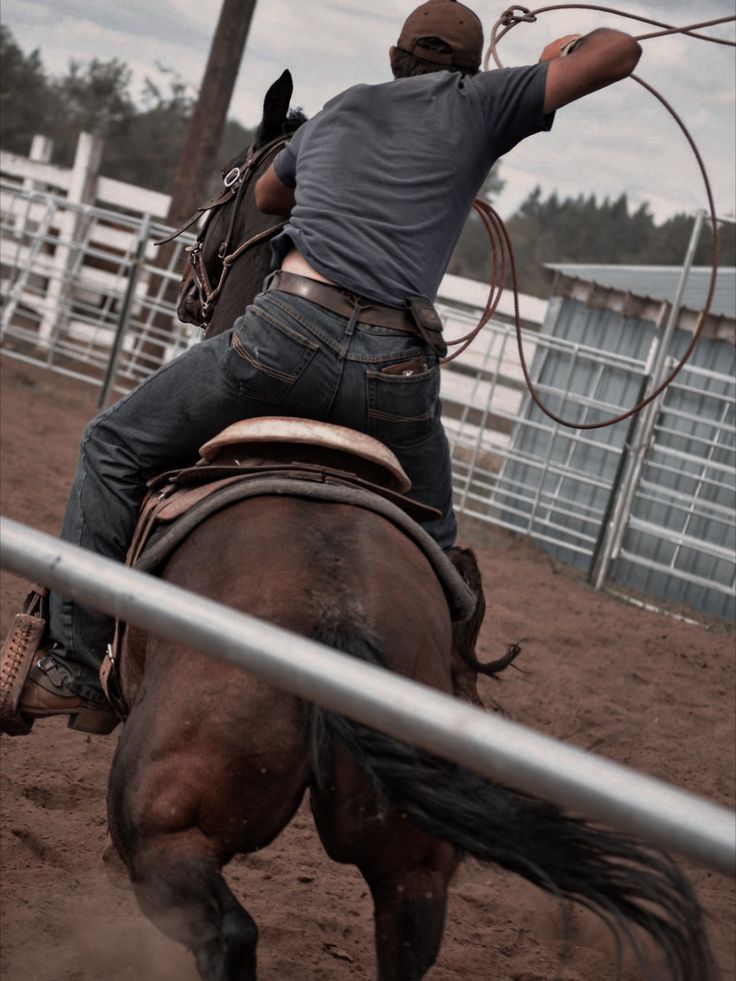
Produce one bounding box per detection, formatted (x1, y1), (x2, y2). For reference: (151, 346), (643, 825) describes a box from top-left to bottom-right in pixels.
(112, 495), (456, 861)
(122, 493), (456, 697)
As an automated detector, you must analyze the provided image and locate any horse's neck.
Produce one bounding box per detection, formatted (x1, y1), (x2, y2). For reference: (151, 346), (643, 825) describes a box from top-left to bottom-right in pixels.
(205, 135), (298, 338)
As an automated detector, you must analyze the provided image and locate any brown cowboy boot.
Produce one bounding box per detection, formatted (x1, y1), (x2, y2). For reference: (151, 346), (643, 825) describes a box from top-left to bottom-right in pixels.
(14, 654), (119, 736)
(1, 588), (119, 737)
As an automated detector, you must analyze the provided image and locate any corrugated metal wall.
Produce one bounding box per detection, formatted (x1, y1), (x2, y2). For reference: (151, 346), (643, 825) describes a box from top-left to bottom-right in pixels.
(496, 298), (655, 565)
(500, 296), (735, 620)
(613, 330), (735, 621)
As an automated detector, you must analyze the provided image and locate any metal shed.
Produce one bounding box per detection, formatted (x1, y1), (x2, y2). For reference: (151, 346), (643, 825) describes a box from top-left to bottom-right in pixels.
(498, 262), (735, 621)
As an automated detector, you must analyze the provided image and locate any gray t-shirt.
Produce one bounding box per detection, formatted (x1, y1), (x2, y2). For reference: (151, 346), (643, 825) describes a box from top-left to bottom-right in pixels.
(272, 63), (553, 308)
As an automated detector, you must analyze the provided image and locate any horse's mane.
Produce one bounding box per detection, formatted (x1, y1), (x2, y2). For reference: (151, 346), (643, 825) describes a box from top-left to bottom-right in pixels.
(284, 107), (308, 133)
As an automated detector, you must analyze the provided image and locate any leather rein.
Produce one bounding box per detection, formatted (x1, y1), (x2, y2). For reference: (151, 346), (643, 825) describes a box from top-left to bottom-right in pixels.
(157, 134), (290, 324)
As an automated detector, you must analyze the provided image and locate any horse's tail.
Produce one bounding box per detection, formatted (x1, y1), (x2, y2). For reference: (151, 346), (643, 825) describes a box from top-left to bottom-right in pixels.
(309, 622), (712, 981)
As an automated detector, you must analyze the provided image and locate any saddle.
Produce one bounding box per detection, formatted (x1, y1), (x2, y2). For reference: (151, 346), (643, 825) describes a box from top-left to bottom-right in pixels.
(100, 418), (477, 716)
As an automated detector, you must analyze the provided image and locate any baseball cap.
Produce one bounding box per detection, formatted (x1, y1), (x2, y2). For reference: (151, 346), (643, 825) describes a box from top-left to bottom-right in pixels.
(396, 0), (484, 71)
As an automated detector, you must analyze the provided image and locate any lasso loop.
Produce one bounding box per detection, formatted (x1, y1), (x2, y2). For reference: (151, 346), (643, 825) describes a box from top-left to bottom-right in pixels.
(500, 5), (537, 27)
(447, 3), (734, 429)
(487, 5), (736, 70)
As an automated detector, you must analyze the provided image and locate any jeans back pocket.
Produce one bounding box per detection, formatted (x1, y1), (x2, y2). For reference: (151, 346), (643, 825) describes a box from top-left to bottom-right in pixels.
(226, 305), (319, 404)
(366, 358), (440, 447)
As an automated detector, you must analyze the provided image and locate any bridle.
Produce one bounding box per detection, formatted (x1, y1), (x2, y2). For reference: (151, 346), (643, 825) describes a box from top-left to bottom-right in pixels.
(159, 134), (291, 326)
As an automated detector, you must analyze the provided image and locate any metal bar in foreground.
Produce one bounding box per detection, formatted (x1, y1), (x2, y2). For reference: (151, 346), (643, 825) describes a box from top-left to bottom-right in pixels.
(1, 515), (733, 876)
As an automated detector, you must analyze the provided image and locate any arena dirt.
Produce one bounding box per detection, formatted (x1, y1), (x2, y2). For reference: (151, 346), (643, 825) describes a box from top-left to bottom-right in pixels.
(1, 356), (734, 980)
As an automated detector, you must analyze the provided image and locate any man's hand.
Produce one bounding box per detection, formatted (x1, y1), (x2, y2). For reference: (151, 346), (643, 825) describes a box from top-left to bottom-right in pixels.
(539, 34), (581, 63)
(255, 164), (296, 216)
(542, 28), (642, 114)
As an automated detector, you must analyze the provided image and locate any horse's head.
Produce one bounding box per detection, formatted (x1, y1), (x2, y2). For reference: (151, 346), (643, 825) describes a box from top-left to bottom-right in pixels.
(176, 70), (307, 337)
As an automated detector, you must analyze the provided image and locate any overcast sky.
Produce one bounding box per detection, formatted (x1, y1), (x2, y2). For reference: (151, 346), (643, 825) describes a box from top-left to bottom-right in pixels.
(3, 0), (734, 223)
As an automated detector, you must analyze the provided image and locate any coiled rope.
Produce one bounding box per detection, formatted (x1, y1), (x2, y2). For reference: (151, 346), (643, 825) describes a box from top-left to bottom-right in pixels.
(442, 5), (735, 431)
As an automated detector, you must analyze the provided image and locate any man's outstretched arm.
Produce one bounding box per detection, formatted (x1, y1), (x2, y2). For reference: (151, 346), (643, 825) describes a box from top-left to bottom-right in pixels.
(541, 28), (642, 113)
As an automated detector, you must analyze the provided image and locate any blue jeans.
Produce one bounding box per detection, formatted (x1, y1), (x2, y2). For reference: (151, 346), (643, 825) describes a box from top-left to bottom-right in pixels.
(50, 290), (457, 698)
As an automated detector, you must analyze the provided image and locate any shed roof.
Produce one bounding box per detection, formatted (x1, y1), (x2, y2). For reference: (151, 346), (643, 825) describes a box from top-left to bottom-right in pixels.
(438, 272), (547, 327)
(545, 264), (735, 320)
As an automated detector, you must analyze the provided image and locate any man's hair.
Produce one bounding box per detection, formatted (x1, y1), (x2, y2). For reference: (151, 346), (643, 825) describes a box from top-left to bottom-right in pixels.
(391, 36), (478, 78)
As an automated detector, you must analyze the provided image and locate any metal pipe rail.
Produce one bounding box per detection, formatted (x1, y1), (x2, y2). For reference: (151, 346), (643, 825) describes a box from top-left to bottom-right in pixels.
(1, 515), (734, 876)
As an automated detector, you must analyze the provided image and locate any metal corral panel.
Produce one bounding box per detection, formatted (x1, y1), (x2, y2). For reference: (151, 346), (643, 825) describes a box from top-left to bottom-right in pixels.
(495, 297), (655, 567)
(613, 331), (736, 621)
(502, 295), (736, 619)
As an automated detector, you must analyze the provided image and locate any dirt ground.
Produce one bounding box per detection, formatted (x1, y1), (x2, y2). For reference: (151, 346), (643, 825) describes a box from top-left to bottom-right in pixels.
(0, 355), (734, 981)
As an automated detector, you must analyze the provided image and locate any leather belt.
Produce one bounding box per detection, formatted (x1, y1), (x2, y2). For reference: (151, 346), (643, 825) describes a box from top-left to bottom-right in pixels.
(266, 270), (422, 336)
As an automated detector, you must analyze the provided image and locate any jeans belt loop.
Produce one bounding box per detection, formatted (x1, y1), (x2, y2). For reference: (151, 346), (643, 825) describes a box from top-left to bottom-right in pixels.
(345, 301), (362, 338)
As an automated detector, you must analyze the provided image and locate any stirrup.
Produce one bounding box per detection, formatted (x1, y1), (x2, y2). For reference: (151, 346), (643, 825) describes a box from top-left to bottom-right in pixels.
(0, 588), (48, 735)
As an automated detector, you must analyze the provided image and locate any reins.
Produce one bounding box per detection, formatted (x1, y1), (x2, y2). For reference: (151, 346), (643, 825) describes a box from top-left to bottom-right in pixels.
(441, 5), (735, 431)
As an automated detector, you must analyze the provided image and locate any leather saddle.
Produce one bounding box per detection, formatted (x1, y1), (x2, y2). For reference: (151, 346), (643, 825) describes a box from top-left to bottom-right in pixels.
(100, 418), (476, 716)
(125, 417), (442, 572)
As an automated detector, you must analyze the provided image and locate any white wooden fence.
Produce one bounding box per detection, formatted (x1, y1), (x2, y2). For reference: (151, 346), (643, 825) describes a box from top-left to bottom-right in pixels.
(1, 133), (196, 398)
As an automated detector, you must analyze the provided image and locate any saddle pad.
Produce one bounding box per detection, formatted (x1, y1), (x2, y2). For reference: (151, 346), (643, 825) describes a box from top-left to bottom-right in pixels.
(136, 476), (476, 622)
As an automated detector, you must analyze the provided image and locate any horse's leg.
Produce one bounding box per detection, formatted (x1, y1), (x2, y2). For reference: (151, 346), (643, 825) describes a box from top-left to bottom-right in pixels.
(129, 837), (257, 981)
(311, 760), (457, 981)
(362, 855), (454, 981)
(109, 639), (310, 981)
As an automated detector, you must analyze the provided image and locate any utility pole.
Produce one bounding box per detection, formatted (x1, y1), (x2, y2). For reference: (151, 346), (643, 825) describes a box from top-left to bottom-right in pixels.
(166, 0), (258, 226)
(125, 0), (257, 379)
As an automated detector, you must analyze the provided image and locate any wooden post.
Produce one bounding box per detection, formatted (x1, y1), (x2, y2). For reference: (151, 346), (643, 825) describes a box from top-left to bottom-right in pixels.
(167, 0), (258, 226)
(12, 134), (54, 247)
(147, 0), (258, 351)
(22, 135), (53, 200)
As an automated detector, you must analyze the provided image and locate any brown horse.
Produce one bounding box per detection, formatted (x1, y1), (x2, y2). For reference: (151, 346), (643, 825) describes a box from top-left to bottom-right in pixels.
(105, 74), (712, 980)
(107, 491), (711, 981)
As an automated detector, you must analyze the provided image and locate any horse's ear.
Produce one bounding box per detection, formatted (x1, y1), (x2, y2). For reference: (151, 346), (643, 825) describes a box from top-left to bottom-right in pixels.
(255, 70), (293, 148)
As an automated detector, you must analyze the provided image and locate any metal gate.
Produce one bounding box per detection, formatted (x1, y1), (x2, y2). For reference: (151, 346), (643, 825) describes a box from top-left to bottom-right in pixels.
(2, 180), (734, 620)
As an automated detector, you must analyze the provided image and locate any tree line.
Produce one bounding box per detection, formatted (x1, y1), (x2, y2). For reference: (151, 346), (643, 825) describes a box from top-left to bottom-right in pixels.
(0, 25), (254, 196)
(449, 188), (734, 296)
(2, 24), (732, 298)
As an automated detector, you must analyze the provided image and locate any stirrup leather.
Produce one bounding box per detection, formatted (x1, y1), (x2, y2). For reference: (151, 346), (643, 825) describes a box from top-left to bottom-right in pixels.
(99, 633), (129, 720)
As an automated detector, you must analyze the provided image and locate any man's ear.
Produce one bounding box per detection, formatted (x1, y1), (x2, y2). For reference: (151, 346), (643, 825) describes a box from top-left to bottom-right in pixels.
(389, 45), (399, 77)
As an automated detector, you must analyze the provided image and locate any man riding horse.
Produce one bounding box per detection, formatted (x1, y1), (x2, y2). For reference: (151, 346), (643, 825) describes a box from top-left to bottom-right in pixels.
(1, 1), (641, 733)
